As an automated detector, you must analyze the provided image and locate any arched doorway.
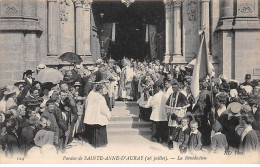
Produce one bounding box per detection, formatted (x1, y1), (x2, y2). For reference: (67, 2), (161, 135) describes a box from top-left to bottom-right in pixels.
(92, 1), (165, 61)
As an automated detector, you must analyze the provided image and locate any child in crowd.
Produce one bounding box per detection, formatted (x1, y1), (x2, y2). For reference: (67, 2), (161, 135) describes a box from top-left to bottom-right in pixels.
(168, 113), (181, 150)
(73, 96), (84, 141)
(188, 121), (202, 154)
(178, 117), (190, 153)
(27, 116), (56, 157)
(210, 120), (228, 153)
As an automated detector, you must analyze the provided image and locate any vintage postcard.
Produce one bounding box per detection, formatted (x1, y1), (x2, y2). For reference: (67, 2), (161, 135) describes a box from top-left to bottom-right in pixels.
(0, 0), (259, 164)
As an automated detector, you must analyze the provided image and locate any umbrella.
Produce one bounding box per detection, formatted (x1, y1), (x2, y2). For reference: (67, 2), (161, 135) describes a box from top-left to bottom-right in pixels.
(35, 68), (64, 84)
(59, 52), (83, 64)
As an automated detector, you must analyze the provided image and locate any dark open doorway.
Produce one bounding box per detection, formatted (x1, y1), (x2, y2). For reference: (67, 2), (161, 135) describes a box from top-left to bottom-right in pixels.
(92, 1), (165, 61)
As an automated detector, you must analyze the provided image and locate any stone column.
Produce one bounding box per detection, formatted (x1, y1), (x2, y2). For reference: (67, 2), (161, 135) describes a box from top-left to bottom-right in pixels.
(74, 0), (84, 55)
(172, 0), (182, 58)
(83, 0), (92, 56)
(220, 0), (234, 18)
(201, 0), (210, 54)
(163, 0), (173, 64)
(47, 0), (58, 56)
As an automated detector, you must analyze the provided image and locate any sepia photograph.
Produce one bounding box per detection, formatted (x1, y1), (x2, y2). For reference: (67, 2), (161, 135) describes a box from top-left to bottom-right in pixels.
(0, 0), (259, 164)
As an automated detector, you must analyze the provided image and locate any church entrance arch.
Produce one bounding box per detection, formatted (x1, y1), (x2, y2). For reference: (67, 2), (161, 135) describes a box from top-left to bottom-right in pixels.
(91, 1), (165, 62)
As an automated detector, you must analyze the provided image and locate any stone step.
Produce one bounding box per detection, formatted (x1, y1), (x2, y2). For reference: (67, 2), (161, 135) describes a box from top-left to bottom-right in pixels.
(107, 121), (151, 128)
(110, 116), (141, 122)
(107, 127), (152, 135)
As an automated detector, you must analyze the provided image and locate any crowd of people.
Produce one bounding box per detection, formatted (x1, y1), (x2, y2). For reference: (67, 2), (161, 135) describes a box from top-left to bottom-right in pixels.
(0, 57), (259, 158)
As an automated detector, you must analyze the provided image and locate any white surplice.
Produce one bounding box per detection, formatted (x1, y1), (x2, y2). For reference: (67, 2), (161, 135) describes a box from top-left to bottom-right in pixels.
(83, 91), (111, 126)
(145, 90), (168, 122)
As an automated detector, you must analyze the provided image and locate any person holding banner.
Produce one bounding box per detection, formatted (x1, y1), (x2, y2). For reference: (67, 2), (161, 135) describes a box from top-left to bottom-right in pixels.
(192, 82), (211, 146)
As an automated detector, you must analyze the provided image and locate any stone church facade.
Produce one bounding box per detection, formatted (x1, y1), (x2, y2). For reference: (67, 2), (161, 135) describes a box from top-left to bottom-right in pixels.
(0, 0), (259, 86)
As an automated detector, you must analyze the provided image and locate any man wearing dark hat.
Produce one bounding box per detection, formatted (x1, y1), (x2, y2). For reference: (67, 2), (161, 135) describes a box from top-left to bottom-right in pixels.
(239, 74), (253, 101)
(23, 70), (35, 87)
(241, 74), (253, 87)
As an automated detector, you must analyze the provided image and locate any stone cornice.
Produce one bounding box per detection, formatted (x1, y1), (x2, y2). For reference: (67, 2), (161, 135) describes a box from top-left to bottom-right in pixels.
(216, 18), (260, 31)
(0, 19), (43, 32)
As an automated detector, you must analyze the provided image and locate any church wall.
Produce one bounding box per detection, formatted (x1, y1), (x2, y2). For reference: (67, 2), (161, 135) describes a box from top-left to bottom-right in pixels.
(182, 0), (200, 62)
(36, 0), (48, 64)
(58, 0), (75, 56)
(234, 30), (260, 82)
(0, 32), (25, 86)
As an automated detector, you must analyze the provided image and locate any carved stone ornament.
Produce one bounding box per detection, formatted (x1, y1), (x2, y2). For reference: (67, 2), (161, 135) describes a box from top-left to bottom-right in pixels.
(186, 0), (198, 23)
(163, 0), (172, 8)
(121, 0), (135, 8)
(5, 6), (18, 15)
(60, 0), (70, 23)
(60, 0), (70, 6)
(237, 0), (257, 17)
(239, 4), (253, 13)
(173, 0), (183, 7)
(83, 0), (93, 9)
(73, 0), (83, 7)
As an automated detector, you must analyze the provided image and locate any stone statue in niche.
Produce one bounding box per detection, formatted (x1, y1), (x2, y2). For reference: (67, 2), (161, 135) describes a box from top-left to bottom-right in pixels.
(186, 0), (197, 23)
(60, 0), (70, 23)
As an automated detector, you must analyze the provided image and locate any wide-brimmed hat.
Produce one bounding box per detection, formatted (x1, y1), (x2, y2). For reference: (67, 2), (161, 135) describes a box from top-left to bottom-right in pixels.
(228, 102), (242, 114)
(37, 64), (46, 71)
(14, 80), (26, 87)
(4, 85), (16, 95)
(41, 82), (55, 91)
(87, 66), (95, 71)
(25, 70), (34, 75)
(27, 101), (42, 110)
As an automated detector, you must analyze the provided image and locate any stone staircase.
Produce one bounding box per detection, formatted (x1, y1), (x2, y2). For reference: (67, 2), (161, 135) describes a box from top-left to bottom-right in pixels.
(107, 101), (152, 136)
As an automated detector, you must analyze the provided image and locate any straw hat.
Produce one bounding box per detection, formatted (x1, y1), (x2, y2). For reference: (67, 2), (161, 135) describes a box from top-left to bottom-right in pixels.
(228, 102), (242, 114)
(4, 85), (16, 95)
(37, 64), (46, 71)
